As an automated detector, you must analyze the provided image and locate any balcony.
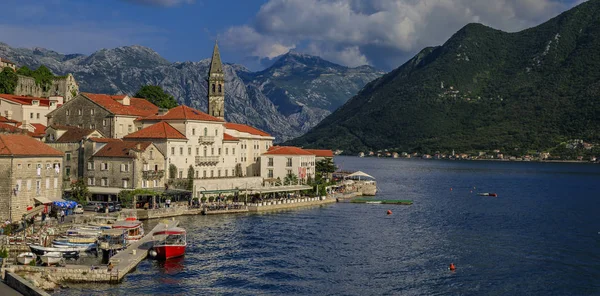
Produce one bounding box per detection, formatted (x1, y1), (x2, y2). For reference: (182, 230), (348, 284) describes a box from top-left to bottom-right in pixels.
(198, 136), (215, 144)
(196, 156), (220, 166)
(142, 170), (164, 180)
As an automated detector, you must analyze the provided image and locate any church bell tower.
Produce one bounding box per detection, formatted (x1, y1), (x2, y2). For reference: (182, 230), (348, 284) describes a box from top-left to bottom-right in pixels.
(208, 41), (225, 120)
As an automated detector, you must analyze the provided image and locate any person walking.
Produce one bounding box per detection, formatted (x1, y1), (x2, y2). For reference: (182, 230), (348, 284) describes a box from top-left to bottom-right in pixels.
(60, 209), (65, 223)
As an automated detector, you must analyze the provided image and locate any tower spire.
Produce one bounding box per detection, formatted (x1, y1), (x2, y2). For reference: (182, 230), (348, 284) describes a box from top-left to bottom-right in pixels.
(207, 40), (225, 120)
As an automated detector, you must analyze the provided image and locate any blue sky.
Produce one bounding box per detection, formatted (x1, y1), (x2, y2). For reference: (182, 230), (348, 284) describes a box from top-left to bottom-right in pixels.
(0, 0), (586, 71)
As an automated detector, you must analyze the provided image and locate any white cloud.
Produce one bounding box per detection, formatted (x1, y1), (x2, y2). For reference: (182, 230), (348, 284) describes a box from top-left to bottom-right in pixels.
(224, 0), (584, 69)
(121, 0), (195, 7)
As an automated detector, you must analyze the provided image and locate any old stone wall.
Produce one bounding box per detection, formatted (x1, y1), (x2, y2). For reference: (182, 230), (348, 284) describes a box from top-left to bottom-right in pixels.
(136, 144), (165, 189)
(13, 74), (79, 102)
(0, 158), (12, 221)
(46, 143), (81, 187)
(87, 157), (134, 189)
(47, 95), (112, 137)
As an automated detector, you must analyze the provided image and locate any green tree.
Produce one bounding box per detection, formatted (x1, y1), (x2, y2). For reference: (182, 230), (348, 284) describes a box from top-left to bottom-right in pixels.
(169, 164), (178, 179)
(134, 85), (179, 109)
(16, 66), (33, 76)
(316, 158), (337, 179)
(0, 67), (18, 94)
(284, 173), (298, 185)
(70, 179), (90, 204)
(186, 165), (194, 191)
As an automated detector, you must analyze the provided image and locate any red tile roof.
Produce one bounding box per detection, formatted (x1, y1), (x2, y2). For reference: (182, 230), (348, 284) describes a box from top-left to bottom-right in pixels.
(142, 105), (223, 122)
(304, 149), (334, 157)
(49, 125), (95, 143)
(0, 122), (26, 134)
(0, 134), (63, 156)
(93, 141), (152, 158)
(29, 123), (46, 138)
(82, 93), (159, 117)
(0, 94), (51, 106)
(0, 115), (19, 124)
(263, 146), (314, 156)
(123, 121), (187, 140)
(223, 133), (239, 141)
(224, 123), (271, 137)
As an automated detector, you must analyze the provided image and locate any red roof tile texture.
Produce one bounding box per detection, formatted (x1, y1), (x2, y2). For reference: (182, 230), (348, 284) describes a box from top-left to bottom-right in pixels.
(94, 141), (152, 158)
(304, 149), (334, 157)
(0, 122), (25, 134)
(51, 125), (95, 143)
(0, 116), (19, 124)
(123, 121), (187, 140)
(0, 134), (63, 156)
(263, 146), (314, 156)
(0, 94), (51, 106)
(142, 105), (223, 122)
(224, 123), (271, 137)
(223, 133), (239, 141)
(82, 93), (159, 117)
(88, 137), (120, 143)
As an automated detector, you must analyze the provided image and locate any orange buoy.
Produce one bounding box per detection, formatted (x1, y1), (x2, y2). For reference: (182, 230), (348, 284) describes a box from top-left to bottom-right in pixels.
(387, 210), (392, 215)
(450, 187), (453, 191)
(449, 263), (456, 271)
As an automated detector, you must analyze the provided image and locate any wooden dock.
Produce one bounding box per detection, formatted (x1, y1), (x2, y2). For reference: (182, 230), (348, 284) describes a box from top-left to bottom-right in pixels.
(108, 219), (179, 281)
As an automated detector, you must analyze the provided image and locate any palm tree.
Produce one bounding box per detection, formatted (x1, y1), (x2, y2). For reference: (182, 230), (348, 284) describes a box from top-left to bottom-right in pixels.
(284, 173), (298, 185)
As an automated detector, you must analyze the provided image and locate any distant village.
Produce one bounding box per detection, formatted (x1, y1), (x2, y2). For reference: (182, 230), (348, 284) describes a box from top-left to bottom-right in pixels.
(0, 46), (335, 222)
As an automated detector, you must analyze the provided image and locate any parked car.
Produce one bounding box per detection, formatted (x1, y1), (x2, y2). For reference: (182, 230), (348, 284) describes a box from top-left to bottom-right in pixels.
(83, 202), (102, 212)
(98, 202), (116, 213)
(113, 202), (122, 211)
(73, 204), (84, 214)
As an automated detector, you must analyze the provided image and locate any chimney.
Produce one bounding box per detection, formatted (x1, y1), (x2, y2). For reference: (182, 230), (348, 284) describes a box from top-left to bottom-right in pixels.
(136, 143), (141, 150)
(158, 108), (168, 115)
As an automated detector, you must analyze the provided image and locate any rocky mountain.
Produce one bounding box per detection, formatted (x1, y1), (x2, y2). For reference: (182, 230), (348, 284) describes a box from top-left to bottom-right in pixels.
(287, 0), (600, 154)
(0, 44), (383, 142)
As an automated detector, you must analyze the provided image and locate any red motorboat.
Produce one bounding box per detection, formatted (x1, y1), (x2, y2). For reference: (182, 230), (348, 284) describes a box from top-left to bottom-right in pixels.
(152, 227), (186, 260)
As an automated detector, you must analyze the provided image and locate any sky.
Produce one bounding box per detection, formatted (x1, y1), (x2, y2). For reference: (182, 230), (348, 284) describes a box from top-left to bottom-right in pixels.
(0, 0), (587, 71)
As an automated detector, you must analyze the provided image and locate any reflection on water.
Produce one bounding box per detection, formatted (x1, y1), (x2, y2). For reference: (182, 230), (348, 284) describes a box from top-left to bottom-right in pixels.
(56, 158), (600, 295)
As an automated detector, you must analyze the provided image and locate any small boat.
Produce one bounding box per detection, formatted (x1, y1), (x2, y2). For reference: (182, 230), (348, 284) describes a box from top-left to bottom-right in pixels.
(98, 229), (127, 264)
(151, 227), (187, 260)
(112, 219), (144, 242)
(66, 227), (104, 237)
(40, 252), (62, 266)
(52, 239), (98, 252)
(29, 244), (80, 259)
(17, 252), (37, 265)
(478, 193), (498, 197)
(88, 216), (117, 229)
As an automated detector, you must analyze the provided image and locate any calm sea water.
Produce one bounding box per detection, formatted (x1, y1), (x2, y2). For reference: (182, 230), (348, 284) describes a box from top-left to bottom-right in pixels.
(57, 157), (600, 295)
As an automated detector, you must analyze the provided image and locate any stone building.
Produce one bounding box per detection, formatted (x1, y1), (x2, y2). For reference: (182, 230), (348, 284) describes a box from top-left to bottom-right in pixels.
(208, 42), (225, 120)
(0, 57), (16, 71)
(47, 93), (159, 139)
(44, 125), (105, 186)
(0, 94), (62, 126)
(14, 74), (79, 102)
(260, 146), (316, 185)
(0, 134), (63, 221)
(224, 123), (274, 176)
(86, 141), (165, 201)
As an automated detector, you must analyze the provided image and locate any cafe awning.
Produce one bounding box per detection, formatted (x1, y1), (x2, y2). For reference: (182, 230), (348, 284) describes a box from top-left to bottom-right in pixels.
(34, 196), (53, 204)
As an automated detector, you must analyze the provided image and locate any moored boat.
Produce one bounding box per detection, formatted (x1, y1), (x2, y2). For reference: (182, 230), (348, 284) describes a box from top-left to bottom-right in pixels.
(29, 244), (80, 259)
(152, 227), (186, 260)
(40, 252), (62, 266)
(112, 219), (144, 242)
(17, 252), (36, 265)
(52, 239), (98, 252)
(98, 229), (127, 264)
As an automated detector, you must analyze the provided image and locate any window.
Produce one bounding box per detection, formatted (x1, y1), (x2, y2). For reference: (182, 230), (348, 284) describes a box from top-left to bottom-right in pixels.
(268, 169), (274, 178)
(192, 128), (196, 136)
(90, 109), (94, 115)
(225, 148), (229, 155)
(268, 158), (274, 166)
(101, 162), (108, 170)
(225, 169), (228, 177)
(101, 178), (108, 186)
(149, 150), (154, 159)
(128, 125), (132, 133)
(188, 147), (192, 155)
(153, 180), (158, 187)
(87, 162), (94, 170)
(180, 147), (184, 155)
(36, 113), (40, 119)
(215, 129), (218, 136)
(143, 164), (149, 171)
(203, 147), (207, 156)
(203, 170), (207, 178)
(122, 179), (128, 188)
(16, 180), (21, 192)
(88, 177), (95, 186)
(36, 180), (41, 195)
(218, 84), (222, 93)
(287, 169), (292, 176)
(218, 170), (221, 177)
(212, 84), (215, 92)
(286, 158), (292, 167)
(30, 113), (34, 119)
(211, 148), (214, 155)
(103, 119), (107, 126)
(121, 164), (129, 172)
(66, 110), (70, 116)
(78, 109), (82, 116)
(196, 147), (199, 155)
(17, 163), (22, 169)
(142, 180), (147, 188)
(65, 166), (71, 176)
(195, 171), (199, 178)
(171, 147), (175, 155)
(155, 164), (159, 171)
(178, 171), (183, 178)
(54, 178), (58, 188)
(210, 170), (214, 178)
(218, 148), (221, 155)
(233, 148), (235, 155)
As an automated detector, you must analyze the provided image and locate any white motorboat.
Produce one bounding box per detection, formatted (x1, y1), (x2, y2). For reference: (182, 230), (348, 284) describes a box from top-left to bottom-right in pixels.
(29, 244), (80, 258)
(40, 252), (62, 266)
(17, 252), (36, 265)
